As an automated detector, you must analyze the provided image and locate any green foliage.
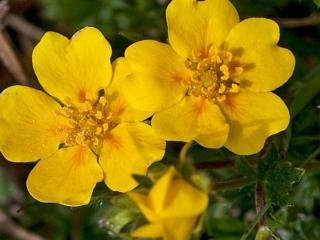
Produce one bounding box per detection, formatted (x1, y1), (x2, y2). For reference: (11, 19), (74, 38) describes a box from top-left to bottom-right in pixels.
(208, 217), (247, 239)
(265, 162), (304, 206)
(313, 0), (320, 7)
(132, 174), (154, 188)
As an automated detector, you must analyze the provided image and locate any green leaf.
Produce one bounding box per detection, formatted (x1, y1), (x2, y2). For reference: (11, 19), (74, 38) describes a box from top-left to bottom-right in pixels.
(313, 0), (320, 7)
(257, 145), (279, 180)
(289, 65), (320, 119)
(132, 174), (154, 188)
(208, 217), (247, 237)
(265, 162), (305, 206)
(235, 157), (256, 180)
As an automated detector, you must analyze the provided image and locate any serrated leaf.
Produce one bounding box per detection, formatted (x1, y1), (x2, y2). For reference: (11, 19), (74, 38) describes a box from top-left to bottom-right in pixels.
(265, 162), (305, 206)
(257, 146), (279, 180)
(132, 174), (154, 188)
(235, 158), (256, 180)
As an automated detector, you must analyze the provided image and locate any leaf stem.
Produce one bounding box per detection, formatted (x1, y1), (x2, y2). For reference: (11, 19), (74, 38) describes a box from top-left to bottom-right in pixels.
(213, 177), (255, 191)
(179, 141), (193, 163)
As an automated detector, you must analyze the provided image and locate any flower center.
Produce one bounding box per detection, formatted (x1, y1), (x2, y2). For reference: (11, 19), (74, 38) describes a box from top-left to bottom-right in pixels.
(58, 96), (116, 147)
(183, 46), (243, 102)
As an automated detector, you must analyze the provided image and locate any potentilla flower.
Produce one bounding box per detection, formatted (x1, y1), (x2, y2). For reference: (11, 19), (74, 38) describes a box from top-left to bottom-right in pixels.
(120, 0), (295, 155)
(0, 27), (165, 206)
(128, 166), (208, 240)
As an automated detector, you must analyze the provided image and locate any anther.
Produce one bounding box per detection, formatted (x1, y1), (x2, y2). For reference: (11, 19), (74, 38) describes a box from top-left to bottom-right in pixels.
(183, 47), (243, 102)
(103, 123), (109, 131)
(99, 96), (107, 105)
(95, 111), (103, 120)
(95, 127), (103, 135)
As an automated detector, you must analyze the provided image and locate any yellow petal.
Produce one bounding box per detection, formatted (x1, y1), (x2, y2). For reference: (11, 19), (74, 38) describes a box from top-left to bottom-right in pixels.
(33, 27), (112, 105)
(226, 18), (295, 92)
(152, 96), (229, 148)
(128, 192), (158, 222)
(220, 90), (290, 155)
(149, 166), (177, 214)
(159, 176), (209, 219)
(106, 57), (152, 123)
(132, 223), (163, 239)
(163, 218), (197, 240)
(99, 122), (165, 192)
(27, 146), (103, 206)
(123, 40), (188, 112)
(0, 86), (68, 162)
(167, 0), (239, 58)
(149, 167), (208, 219)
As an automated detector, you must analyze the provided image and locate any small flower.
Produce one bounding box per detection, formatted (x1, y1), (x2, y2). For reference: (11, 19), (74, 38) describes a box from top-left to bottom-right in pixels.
(128, 166), (208, 240)
(0, 27), (165, 206)
(120, 0), (295, 155)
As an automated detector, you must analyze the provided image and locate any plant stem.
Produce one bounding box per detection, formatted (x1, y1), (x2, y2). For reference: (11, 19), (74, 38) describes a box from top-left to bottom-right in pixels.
(179, 141), (193, 163)
(255, 182), (267, 227)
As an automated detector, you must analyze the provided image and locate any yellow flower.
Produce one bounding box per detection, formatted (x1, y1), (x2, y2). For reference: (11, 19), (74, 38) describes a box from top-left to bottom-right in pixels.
(0, 27), (165, 206)
(120, 0), (295, 155)
(128, 166), (208, 240)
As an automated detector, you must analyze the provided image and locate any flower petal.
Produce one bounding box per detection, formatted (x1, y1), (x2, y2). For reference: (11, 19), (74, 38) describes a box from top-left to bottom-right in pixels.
(149, 166), (176, 214)
(163, 218), (198, 240)
(149, 167), (208, 219)
(99, 122), (165, 192)
(33, 27), (112, 105)
(152, 96), (229, 148)
(128, 192), (159, 222)
(27, 146), (103, 206)
(226, 18), (295, 92)
(220, 90), (290, 155)
(160, 176), (209, 219)
(106, 57), (152, 123)
(132, 223), (163, 239)
(123, 40), (188, 112)
(0, 86), (68, 162)
(167, 0), (239, 58)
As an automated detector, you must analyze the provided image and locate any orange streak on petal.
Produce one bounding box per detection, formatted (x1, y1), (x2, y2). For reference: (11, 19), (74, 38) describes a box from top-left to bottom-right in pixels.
(78, 90), (87, 103)
(111, 98), (126, 118)
(192, 98), (207, 116)
(73, 146), (87, 166)
(105, 133), (123, 150)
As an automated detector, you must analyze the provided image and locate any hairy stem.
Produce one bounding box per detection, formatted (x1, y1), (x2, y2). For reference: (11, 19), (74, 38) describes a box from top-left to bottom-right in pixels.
(255, 182), (267, 227)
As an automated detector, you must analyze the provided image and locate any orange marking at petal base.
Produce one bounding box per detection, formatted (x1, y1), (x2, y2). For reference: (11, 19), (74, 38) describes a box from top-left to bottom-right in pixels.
(105, 133), (122, 150)
(111, 98), (126, 118)
(78, 90), (87, 103)
(223, 95), (237, 112)
(192, 98), (207, 115)
(172, 72), (190, 85)
(73, 146), (86, 166)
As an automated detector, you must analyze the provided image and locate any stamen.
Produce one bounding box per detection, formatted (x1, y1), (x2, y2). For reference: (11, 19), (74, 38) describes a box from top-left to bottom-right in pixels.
(183, 47), (243, 103)
(57, 96), (115, 147)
